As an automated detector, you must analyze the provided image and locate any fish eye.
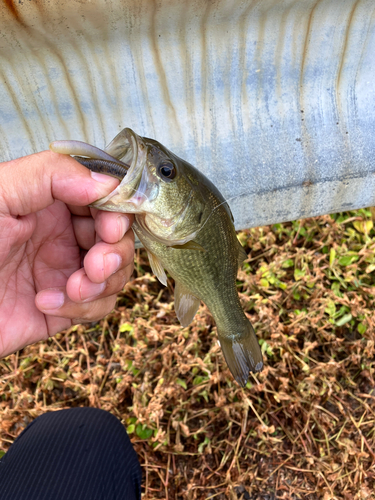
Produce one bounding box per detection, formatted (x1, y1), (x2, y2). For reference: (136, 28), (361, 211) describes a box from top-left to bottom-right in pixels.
(157, 161), (176, 182)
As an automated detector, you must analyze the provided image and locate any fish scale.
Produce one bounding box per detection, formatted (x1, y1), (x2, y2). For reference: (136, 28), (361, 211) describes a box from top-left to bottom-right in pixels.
(134, 186), (263, 386)
(51, 128), (263, 386)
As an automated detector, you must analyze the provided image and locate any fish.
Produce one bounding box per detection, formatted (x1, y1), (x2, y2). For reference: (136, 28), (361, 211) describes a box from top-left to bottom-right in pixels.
(50, 128), (263, 386)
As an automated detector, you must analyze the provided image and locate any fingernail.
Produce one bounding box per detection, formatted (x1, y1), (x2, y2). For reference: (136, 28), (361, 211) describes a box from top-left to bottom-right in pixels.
(117, 215), (130, 239)
(90, 171), (116, 185)
(37, 290), (65, 310)
(105, 253), (122, 276)
(80, 276), (106, 301)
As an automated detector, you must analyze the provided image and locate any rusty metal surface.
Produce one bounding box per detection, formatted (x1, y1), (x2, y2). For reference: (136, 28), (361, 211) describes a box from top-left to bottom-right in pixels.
(1, 0), (375, 229)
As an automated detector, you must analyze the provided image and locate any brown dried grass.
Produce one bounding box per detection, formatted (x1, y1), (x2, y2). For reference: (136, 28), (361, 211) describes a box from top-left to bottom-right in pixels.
(1, 210), (375, 499)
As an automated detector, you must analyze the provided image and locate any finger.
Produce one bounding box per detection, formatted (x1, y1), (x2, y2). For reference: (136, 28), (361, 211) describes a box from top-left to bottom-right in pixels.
(0, 151), (119, 217)
(35, 286), (119, 322)
(72, 216), (96, 250)
(95, 211), (134, 244)
(37, 256), (133, 308)
(68, 206), (100, 218)
(64, 258), (133, 303)
(68, 205), (92, 217)
(82, 230), (135, 284)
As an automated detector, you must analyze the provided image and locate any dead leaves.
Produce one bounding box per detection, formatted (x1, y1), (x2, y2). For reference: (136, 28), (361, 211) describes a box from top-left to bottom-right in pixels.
(1, 210), (375, 498)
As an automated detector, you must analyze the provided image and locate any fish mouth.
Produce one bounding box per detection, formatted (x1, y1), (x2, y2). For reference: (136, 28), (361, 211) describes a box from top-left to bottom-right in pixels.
(92, 128), (158, 212)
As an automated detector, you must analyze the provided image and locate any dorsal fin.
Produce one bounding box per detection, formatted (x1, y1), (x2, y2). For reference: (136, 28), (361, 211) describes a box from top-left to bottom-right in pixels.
(238, 242), (247, 268)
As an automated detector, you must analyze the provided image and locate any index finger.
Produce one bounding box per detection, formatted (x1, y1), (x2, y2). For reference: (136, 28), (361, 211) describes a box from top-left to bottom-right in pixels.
(95, 211), (134, 244)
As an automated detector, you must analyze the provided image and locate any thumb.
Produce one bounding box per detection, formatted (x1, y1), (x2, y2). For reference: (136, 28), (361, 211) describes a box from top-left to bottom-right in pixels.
(0, 151), (119, 216)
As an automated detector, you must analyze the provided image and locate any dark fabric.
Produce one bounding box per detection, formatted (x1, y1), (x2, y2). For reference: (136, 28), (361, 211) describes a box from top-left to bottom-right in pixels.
(0, 407), (142, 500)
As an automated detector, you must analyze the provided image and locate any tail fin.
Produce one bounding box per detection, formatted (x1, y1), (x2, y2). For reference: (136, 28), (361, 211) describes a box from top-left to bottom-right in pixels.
(218, 321), (263, 387)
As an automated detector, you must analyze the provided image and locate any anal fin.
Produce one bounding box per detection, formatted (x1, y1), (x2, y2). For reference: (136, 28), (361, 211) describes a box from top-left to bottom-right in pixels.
(174, 281), (200, 327)
(218, 320), (263, 387)
(147, 251), (167, 286)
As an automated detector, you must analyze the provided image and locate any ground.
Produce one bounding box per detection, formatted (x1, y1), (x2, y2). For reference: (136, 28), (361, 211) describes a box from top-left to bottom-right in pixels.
(1, 210), (375, 499)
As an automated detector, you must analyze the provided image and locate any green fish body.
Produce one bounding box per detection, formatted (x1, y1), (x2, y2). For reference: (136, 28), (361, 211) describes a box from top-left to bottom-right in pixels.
(50, 129), (263, 386)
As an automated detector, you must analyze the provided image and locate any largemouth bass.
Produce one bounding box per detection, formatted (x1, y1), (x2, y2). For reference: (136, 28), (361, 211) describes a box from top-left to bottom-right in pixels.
(50, 129), (263, 386)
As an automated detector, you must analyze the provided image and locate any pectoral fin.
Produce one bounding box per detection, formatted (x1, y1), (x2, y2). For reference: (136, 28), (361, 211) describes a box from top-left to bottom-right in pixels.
(147, 251), (167, 286)
(136, 216), (204, 250)
(174, 282), (200, 327)
(218, 321), (263, 387)
(171, 241), (206, 252)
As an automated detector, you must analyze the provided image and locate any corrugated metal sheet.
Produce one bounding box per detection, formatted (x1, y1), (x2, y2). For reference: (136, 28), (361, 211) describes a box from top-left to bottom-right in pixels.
(1, 0), (374, 229)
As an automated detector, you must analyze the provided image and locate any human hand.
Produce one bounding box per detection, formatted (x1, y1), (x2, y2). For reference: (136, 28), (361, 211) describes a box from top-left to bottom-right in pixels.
(0, 151), (134, 358)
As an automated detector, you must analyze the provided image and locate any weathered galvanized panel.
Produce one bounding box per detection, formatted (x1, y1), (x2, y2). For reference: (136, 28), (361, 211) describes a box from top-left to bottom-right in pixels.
(0, 0), (374, 229)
